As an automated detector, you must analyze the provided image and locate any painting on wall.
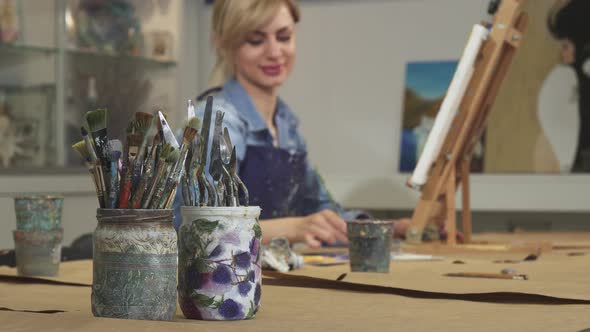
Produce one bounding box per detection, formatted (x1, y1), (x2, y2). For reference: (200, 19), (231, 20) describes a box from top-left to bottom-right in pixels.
(398, 60), (485, 173)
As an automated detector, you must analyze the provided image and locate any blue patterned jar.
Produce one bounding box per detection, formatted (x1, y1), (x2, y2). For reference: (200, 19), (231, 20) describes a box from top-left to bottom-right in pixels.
(178, 206), (262, 321)
(92, 209), (178, 321)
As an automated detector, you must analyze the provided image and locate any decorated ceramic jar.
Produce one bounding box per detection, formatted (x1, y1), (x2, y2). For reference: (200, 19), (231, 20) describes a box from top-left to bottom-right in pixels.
(12, 195), (64, 276)
(92, 209), (177, 321)
(178, 206), (262, 321)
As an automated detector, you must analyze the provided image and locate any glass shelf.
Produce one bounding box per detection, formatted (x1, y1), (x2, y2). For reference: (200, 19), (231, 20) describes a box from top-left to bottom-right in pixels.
(66, 48), (177, 68)
(0, 43), (177, 67)
(0, 43), (57, 57)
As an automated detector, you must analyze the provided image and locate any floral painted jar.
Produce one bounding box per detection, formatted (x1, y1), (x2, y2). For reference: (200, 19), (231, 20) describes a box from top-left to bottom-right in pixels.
(92, 209), (178, 321)
(178, 206), (262, 321)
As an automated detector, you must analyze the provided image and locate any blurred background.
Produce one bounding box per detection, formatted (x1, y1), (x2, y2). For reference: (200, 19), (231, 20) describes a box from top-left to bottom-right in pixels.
(1, 0), (589, 249)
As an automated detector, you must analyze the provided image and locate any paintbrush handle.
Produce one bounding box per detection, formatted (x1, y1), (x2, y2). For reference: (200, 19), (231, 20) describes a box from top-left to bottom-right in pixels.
(181, 176), (190, 206)
(88, 166), (102, 208)
(158, 176), (177, 209)
(444, 272), (528, 280)
(109, 160), (119, 208)
(118, 171), (133, 209)
(95, 165), (107, 208)
(91, 129), (111, 172)
(149, 166), (171, 209)
(130, 176), (149, 209)
(141, 162), (166, 209)
(163, 181), (179, 209)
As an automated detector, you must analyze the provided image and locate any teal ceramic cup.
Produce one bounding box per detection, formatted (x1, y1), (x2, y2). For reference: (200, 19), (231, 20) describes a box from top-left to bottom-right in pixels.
(347, 220), (394, 273)
(12, 195), (64, 276)
(14, 195), (63, 231)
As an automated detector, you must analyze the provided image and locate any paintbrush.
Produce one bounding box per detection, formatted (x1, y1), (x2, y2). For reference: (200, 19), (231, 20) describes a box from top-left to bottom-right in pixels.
(199, 96), (216, 206)
(131, 134), (160, 209)
(166, 118), (201, 189)
(108, 140), (122, 208)
(159, 118), (201, 209)
(130, 112), (155, 191)
(184, 138), (202, 206)
(85, 108), (110, 171)
(72, 140), (102, 207)
(120, 121), (136, 169)
(144, 131), (160, 172)
(142, 144), (173, 209)
(444, 272), (528, 280)
(118, 131), (142, 208)
(80, 127), (98, 163)
(149, 148), (180, 209)
(181, 139), (194, 206)
(80, 126), (106, 208)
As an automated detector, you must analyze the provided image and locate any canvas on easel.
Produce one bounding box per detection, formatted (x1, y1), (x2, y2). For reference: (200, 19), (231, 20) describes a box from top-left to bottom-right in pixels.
(406, 0), (529, 244)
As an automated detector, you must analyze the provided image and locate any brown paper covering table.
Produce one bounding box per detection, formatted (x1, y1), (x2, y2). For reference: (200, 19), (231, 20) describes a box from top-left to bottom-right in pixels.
(1, 232), (589, 331)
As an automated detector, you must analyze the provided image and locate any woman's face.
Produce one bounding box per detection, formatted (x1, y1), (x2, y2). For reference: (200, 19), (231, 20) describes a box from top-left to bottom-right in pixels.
(233, 4), (296, 92)
(560, 39), (576, 65)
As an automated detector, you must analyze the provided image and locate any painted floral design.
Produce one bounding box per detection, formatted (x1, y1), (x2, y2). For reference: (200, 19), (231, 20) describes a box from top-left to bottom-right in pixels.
(178, 207), (261, 321)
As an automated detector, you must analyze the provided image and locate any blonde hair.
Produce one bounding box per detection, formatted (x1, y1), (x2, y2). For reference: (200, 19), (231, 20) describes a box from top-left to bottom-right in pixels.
(209, 0), (300, 87)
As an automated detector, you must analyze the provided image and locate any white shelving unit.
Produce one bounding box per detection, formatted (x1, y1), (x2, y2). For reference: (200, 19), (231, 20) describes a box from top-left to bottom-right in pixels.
(0, 0), (199, 249)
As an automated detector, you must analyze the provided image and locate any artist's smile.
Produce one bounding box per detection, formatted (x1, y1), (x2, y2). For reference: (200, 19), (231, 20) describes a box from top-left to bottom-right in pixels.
(260, 65), (282, 76)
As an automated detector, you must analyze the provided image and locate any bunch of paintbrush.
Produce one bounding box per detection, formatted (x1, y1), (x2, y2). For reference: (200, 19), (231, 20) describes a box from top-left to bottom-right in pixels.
(181, 96), (249, 207)
(72, 108), (201, 210)
(71, 109), (112, 208)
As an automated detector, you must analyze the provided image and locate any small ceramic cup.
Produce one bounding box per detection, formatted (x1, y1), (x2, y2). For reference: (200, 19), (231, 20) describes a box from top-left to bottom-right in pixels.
(12, 195), (64, 276)
(347, 219), (394, 273)
(14, 195), (63, 231)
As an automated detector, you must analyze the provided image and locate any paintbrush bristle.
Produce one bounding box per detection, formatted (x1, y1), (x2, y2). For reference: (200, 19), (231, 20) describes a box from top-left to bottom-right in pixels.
(153, 132), (161, 145)
(126, 120), (137, 134)
(72, 140), (90, 161)
(86, 108), (108, 132)
(187, 117), (201, 131)
(160, 143), (173, 160)
(183, 127), (198, 142)
(166, 149), (180, 164)
(135, 112), (154, 134)
(127, 133), (143, 147)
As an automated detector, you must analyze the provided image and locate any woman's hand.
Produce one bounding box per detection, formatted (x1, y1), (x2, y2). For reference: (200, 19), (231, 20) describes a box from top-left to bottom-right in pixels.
(393, 218), (412, 238)
(260, 210), (348, 248)
(293, 209), (348, 248)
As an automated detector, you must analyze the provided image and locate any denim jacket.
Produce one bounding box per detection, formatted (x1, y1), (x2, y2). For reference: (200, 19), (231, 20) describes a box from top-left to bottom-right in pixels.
(173, 78), (366, 228)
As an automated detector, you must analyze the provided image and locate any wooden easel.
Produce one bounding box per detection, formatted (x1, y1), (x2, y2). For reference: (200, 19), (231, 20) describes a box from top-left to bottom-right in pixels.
(407, 0), (529, 245)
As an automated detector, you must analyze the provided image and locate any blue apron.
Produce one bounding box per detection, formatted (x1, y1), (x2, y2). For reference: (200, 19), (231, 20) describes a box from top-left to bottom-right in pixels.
(239, 145), (307, 219)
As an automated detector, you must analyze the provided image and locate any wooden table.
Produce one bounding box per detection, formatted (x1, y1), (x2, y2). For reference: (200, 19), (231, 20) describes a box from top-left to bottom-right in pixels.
(1, 232), (589, 331)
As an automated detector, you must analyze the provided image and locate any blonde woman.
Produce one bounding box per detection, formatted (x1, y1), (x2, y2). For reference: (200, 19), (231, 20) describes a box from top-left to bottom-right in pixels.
(184, 0), (372, 248)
